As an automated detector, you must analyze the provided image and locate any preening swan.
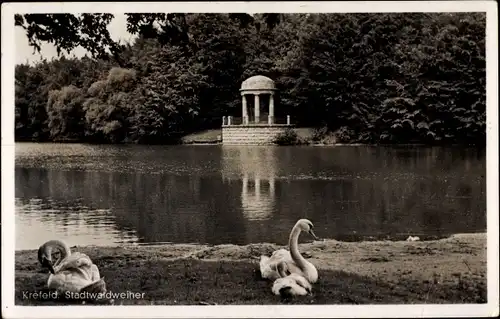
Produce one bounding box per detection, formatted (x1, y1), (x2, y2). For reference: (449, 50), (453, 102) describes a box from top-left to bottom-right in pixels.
(38, 240), (106, 295)
(260, 219), (319, 283)
(272, 261), (312, 297)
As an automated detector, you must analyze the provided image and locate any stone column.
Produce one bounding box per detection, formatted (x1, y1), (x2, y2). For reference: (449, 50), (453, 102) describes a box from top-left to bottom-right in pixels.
(222, 116), (226, 126)
(242, 95), (248, 125)
(268, 94), (274, 125)
(254, 94), (260, 124)
(287, 115), (291, 125)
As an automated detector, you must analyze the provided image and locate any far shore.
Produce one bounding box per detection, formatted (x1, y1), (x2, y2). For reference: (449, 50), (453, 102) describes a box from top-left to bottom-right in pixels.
(14, 128), (486, 147)
(15, 233), (487, 305)
(13, 140), (485, 147)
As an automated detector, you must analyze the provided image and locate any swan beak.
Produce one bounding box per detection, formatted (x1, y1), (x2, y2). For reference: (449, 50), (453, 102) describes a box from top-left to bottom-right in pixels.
(309, 229), (319, 241)
(47, 260), (55, 274)
(42, 256), (55, 274)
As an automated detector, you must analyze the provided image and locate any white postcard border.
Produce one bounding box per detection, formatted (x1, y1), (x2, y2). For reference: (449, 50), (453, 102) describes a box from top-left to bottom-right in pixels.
(2, 1), (498, 318)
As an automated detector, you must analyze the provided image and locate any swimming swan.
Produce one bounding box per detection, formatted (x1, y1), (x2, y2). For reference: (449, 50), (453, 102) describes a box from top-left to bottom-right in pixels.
(260, 219), (319, 283)
(272, 261), (312, 297)
(38, 240), (106, 295)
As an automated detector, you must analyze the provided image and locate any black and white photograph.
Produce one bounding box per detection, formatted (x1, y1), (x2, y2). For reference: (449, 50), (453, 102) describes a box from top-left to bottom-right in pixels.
(1, 1), (498, 318)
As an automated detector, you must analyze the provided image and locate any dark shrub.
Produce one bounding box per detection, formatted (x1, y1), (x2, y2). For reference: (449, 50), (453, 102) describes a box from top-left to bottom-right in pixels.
(273, 128), (301, 145)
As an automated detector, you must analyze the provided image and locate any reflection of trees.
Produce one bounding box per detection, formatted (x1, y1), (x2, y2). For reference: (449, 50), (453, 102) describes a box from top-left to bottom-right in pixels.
(271, 174), (485, 241)
(15, 166), (249, 245)
(110, 171), (247, 245)
(15, 196), (137, 250)
(222, 145), (486, 243)
(15, 145), (486, 246)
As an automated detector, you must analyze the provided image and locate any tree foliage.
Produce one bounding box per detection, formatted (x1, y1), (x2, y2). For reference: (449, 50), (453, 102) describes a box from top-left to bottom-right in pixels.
(15, 13), (486, 145)
(15, 14), (120, 60)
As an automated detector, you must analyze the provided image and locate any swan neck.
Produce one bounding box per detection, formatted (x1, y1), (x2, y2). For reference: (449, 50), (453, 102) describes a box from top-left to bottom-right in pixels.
(288, 225), (307, 269)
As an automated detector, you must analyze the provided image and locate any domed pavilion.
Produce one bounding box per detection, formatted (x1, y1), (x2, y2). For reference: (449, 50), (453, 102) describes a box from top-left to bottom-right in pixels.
(240, 75), (276, 125)
(222, 75), (293, 145)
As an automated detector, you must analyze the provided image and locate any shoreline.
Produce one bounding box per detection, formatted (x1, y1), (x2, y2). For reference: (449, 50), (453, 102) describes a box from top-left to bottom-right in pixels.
(14, 140), (486, 147)
(14, 128), (486, 147)
(15, 233), (487, 305)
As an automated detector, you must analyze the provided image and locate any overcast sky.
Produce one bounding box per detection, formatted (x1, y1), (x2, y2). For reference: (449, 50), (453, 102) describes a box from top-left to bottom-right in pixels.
(15, 14), (136, 65)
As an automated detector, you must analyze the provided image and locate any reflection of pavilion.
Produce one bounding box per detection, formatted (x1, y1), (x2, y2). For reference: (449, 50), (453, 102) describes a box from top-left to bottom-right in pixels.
(241, 172), (275, 221)
(222, 146), (278, 221)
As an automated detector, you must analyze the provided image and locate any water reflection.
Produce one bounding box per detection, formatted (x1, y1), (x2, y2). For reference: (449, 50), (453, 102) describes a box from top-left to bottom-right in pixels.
(241, 176), (275, 221)
(15, 197), (139, 250)
(222, 147), (278, 221)
(15, 167), (252, 248)
(14, 143), (486, 250)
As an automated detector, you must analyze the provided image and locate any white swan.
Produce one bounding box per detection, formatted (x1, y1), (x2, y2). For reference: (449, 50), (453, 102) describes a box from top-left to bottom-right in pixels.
(38, 240), (106, 295)
(272, 261), (312, 297)
(260, 219), (319, 283)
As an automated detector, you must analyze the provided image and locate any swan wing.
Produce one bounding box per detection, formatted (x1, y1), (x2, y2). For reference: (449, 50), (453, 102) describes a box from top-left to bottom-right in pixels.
(81, 277), (107, 295)
(47, 270), (92, 294)
(54, 253), (96, 282)
(73, 253), (102, 282)
(270, 249), (291, 261)
(261, 250), (318, 284)
(260, 249), (294, 281)
(260, 249), (293, 280)
(259, 255), (270, 270)
(259, 256), (278, 280)
(57, 253), (93, 271)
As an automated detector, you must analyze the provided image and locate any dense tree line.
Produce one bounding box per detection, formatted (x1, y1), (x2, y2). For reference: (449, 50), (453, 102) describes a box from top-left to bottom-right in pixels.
(15, 13), (486, 144)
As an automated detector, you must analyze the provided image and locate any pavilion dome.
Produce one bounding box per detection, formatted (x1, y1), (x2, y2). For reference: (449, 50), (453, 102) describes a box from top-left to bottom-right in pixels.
(240, 75), (276, 91)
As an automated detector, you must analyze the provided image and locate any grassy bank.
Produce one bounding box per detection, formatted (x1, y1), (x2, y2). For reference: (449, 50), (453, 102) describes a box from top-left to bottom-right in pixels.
(15, 233), (487, 305)
(181, 130), (222, 144)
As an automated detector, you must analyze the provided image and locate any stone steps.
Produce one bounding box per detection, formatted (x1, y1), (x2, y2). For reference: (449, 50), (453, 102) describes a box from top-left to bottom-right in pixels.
(222, 126), (293, 145)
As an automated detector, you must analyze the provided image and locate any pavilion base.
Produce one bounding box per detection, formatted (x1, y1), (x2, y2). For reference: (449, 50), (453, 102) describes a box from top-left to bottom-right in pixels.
(222, 124), (295, 145)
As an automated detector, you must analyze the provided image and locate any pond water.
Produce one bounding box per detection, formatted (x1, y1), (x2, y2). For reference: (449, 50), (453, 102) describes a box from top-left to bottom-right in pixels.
(14, 143), (486, 250)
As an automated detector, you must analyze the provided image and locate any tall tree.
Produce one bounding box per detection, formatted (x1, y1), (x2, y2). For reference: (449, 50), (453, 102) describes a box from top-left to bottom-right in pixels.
(14, 12), (486, 145)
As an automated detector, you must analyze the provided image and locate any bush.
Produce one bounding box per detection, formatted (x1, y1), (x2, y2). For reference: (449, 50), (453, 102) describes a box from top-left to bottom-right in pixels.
(335, 126), (356, 143)
(312, 126), (328, 142)
(273, 128), (301, 145)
